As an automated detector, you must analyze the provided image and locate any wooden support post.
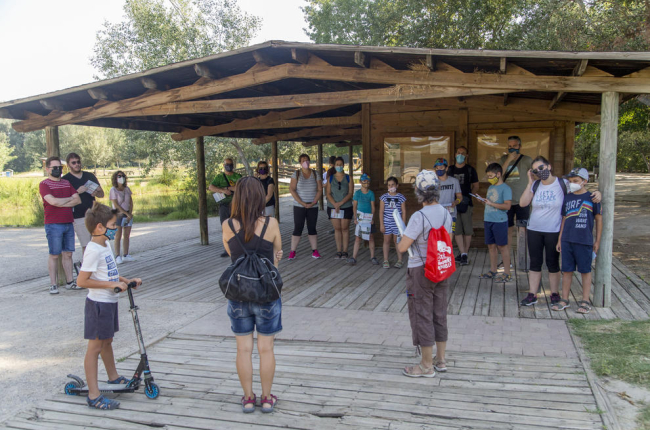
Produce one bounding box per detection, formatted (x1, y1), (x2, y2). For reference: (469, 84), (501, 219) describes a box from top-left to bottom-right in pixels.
(45, 126), (60, 158)
(564, 121), (576, 176)
(349, 145), (354, 181)
(272, 141), (280, 221)
(318, 143), (324, 210)
(196, 137), (209, 245)
(594, 92), (618, 308)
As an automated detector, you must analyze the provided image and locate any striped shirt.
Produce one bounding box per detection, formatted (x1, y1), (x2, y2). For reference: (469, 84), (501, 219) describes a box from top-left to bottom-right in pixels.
(39, 178), (77, 224)
(292, 169), (318, 207)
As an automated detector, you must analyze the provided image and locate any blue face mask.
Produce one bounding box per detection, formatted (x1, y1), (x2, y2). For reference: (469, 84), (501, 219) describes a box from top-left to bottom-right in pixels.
(435, 169), (446, 177)
(455, 154), (466, 164)
(508, 148), (520, 154)
(104, 227), (117, 241)
(335, 166), (343, 173)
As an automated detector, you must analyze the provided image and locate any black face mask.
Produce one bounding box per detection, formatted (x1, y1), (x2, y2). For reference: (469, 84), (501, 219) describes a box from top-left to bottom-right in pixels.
(51, 166), (62, 178)
(224, 164), (234, 172)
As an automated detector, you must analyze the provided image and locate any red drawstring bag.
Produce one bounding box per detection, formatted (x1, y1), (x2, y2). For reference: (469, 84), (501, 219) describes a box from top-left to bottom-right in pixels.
(417, 210), (456, 283)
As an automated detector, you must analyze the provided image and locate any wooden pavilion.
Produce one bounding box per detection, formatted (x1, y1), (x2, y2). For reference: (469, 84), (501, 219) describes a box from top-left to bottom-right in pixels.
(2, 40), (650, 307)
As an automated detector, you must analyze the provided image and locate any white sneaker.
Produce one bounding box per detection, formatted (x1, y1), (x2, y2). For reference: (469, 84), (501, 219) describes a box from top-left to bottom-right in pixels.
(49, 285), (59, 295)
(123, 254), (135, 262)
(115, 256), (123, 264)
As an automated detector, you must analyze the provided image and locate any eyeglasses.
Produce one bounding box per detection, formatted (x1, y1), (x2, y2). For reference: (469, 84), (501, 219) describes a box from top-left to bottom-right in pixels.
(69, 161), (80, 165)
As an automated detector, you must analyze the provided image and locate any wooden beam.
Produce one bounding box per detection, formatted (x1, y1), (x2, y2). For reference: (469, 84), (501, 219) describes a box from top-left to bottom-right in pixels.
(549, 59), (589, 110)
(594, 92), (618, 308)
(291, 48), (310, 64)
(194, 63), (217, 79)
(272, 141), (279, 221)
(40, 99), (67, 111)
(505, 63), (535, 76)
(303, 136), (361, 147)
(253, 126), (360, 145)
(435, 61), (463, 73)
(624, 66), (650, 78)
(140, 77), (158, 90)
(87, 88), (109, 101)
(196, 136), (208, 245)
(499, 57), (507, 74)
(361, 103), (370, 181)
(349, 145), (354, 181)
(12, 63), (292, 132)
(369, 57), (395, 71)
(45, 126), (59, 158)
(0, 108), (15, 120)
(116, 86), (514, 118)
(503, 93), (509, 106)
(581, 66), (613, 77)
(170, 105), (350, 141)
(564, 121), (575, 176)
(252, 50), (275, 66)
(336, 140), (361, 148)
(425, 55), (436, 71)
(354, 51), (368, 68)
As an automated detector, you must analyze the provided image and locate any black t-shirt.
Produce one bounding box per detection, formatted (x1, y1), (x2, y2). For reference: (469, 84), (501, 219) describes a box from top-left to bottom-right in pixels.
(447, 164), (479, 206)
(259, 176), (275, 207)
(62, 171), (100, 219)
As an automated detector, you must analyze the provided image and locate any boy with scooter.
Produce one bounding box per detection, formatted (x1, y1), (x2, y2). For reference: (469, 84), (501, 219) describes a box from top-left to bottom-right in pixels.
(76, 202), (142, 410)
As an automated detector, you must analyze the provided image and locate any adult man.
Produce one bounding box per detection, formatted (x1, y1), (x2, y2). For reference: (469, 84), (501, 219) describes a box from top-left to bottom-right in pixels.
(39, 156), (81, 294)
(209, 157), (242, 257)
(498, 136), (534, 253)
(447, 146), (479, 265)
(433, 158), (462, 244)
(62, 153), (104, 272)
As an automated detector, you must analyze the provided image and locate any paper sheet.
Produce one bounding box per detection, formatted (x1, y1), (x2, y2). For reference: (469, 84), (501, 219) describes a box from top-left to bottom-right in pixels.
(213, 192), (226, 203)
(393, 208), (414, 257)
(83, 180), (99, 194)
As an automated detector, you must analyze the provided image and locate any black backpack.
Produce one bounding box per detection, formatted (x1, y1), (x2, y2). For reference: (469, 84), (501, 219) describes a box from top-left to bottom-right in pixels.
(219, 217), (283, 303)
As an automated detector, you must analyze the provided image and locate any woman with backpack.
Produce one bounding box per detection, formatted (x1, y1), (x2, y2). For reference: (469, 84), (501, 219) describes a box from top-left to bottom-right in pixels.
(326, 156), (355, 259)
(222, 177), (284, 413)
(397, 170), (453, 378)
(518, 156), (601, 307)
(288, 154), (323, 260)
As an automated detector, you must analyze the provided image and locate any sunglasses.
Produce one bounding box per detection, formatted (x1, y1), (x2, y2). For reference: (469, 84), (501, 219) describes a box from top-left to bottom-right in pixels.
(531, 165), (548, 176)
(117, 175), (125, 178)
(69, 161), (80, 165)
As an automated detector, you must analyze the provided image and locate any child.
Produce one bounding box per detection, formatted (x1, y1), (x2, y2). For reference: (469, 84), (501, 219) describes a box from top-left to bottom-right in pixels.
(349, 174), (379, 265)
(479, 163), (513, 283)
(553, 168), (602, 314)
(379, 176), (407, 269)
(76, 202), (142, 410)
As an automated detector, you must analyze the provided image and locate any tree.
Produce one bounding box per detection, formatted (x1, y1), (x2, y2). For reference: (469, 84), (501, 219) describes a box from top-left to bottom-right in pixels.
(0, 132), (16, 171)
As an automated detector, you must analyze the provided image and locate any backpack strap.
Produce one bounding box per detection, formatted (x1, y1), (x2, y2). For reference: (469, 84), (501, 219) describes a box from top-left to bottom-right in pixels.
(228, 219), (249, 256)
(559, 178), (568, 195)
(532, 180), (540, 194)
(254, 217), (271, 253)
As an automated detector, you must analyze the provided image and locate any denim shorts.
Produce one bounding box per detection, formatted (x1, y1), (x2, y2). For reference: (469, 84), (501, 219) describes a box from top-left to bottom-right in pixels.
(227, 298), (282, 336)
(562, 241), (593, 274)
(84, 298), (119, 340)
(45, 222), (75, 255)
(117, 214), (133, 227)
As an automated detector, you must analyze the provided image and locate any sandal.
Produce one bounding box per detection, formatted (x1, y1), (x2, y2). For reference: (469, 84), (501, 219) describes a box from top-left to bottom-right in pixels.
(107, 375), (130, 384)
(494, 273), (512, 283)
(87, 394), (120, 410)
(261, 394), (278, 413)
(335, 252), (342, 259)
(341, 252), (349, 259)
(382, 260), (390, 269)
(551, 299), (570, 311)
(371, 257), (379, 265)
(478, 271), (498, 279)
(402, 363), (435, 378)
(433, 357), (447, 373)
(394, 261), (404, 269)
(347, 257), (357, 265)
(241, 394), (256, 413)
(576, 300), (592, 314)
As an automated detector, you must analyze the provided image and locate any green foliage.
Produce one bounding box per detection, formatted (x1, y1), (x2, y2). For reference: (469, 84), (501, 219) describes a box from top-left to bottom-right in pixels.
(0, 132), (16, 171)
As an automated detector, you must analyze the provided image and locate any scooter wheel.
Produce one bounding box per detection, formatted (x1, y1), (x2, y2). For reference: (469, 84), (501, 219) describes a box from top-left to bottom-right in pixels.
(145, 382), (160, 399)
(64, 381), (80, 396)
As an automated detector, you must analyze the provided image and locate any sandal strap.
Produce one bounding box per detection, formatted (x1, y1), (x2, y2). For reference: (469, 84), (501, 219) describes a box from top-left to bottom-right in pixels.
(262, 394), (277, 405)
(577, 300), (592, 308)
(88, 395), (119, 410)
(241, 394), (256, 405)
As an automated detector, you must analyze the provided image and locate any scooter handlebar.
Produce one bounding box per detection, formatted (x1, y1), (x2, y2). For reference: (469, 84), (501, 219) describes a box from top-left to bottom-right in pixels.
(114, 281), (138, 294)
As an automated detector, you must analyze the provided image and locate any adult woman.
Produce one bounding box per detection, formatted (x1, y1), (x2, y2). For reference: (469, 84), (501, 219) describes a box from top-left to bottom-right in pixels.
(326, 157), (354, 259)
(222, 177), (283, 413)
(519, 156), (601, 306)
(256, 160), (276, 217)
(288, 154), (322, 260)
(397, 170), (452, 377)
(109, 171), (134, 264)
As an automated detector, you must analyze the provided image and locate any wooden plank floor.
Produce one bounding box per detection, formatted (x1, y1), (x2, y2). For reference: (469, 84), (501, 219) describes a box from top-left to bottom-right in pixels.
(5, 207), (650, 320)
(4, 333), (605, 430)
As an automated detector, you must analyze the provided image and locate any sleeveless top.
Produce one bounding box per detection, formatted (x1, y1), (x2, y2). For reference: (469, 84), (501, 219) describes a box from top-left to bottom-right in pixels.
(291, 169), (318, 208)
(328, 174), (353, 209)
(227, 218), (274, 263)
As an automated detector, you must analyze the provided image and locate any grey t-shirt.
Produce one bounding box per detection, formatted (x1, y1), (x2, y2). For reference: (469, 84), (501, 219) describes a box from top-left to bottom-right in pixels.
(403, 204), (453, 268)
(498, 154), (533, 205)
(438, 176), (462, 218)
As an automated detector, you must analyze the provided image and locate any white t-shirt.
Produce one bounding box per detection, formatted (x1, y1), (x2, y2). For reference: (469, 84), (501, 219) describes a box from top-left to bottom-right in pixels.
(527, 178), (569, 233)
(80, 240), (120, 303)
(403, 204), (453, 268)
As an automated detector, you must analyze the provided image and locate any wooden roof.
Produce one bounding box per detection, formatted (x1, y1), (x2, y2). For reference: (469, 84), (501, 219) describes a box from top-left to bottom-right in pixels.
(1, 40), (649, 144)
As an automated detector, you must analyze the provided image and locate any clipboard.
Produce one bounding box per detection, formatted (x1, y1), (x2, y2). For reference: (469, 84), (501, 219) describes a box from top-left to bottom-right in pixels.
(393, 209), (414, 258)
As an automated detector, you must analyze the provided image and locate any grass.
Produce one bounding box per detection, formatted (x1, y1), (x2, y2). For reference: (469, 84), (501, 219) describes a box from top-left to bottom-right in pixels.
(569, 319), (650, 429)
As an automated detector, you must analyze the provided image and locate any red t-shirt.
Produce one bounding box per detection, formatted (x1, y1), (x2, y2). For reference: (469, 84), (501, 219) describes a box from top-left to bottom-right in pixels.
(39, 178), (77, 224)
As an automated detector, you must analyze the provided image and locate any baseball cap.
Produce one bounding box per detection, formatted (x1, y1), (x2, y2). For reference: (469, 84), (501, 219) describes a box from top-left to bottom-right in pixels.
(415, 170), (439, 191)
(360, 173), (370, 182)
(566, 167), (589, 181)
(434, 158), (448, 167)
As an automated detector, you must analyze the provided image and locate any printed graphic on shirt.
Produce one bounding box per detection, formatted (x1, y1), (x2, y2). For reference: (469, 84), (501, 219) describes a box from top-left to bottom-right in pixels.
(106, 255), (119, 282)
(565, 199), (594, 229)
(439, 184), (456, 191)
(505, 167), (520, 181)
(453, 174), (465, 185)
(534, 189), (559, 209)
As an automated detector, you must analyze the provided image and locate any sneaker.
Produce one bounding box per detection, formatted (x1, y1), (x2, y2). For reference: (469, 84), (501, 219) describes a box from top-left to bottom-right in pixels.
(220, 251), (229, 258)
(520, 293), (538, 306)
(550, 293), (561, 305)
(460, 254), (469, 266)
(115, 256), (123, 264)
(371, 257), (379, 265)
(311, 250), (321, 259)
(49, 285), (59, 295)
(288, 251), (296, 260)
(66, 280), (80, 290)
(123, 254), (135, 262)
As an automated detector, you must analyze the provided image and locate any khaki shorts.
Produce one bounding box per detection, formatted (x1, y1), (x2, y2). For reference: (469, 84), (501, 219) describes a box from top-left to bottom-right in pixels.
(454, 205), (473, 236)
(73, 217), (91, 248)
(406, 265), (449, 347)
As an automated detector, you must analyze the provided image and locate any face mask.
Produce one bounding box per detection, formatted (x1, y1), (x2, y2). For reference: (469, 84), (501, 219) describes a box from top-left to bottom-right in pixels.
(456, 154), (466, 164)
(388, 187), (397, 193)
(50, 166), (62, 178)
(117, 177), (125, 185)
(435, 169), (446, 177)
(224, 164), (234, 172)
(301, 161), (309, 169)
(488, 177), (499, 185)
(508, 148), (520, 154)
(258, 168), (268, 175)
(335, 166), (343, 173)
(568, 182), (583, 193)
(104, 227), (117, 241)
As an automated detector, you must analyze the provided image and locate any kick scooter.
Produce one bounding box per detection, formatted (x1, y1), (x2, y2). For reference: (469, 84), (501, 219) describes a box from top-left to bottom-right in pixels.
(63, 281), (160, 399)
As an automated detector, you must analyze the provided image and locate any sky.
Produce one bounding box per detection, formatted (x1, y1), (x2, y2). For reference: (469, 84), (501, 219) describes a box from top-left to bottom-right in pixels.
(0, 0), (311, 103)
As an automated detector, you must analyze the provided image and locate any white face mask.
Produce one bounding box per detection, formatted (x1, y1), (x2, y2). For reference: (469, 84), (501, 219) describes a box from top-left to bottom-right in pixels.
(388, 187), (397, 193)
(117, 177), (125, 185)
(568, 182), (583, 193)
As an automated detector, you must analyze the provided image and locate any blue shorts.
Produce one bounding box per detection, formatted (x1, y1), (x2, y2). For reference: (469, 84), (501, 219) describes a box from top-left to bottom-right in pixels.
(84, 298), (119, 340)
(562, 241), (593, 274)
(227, 298), (282, 336)
(117, 215), (133, 227)
(45, 222), (75, 255)
(484, 221), (508, 246)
